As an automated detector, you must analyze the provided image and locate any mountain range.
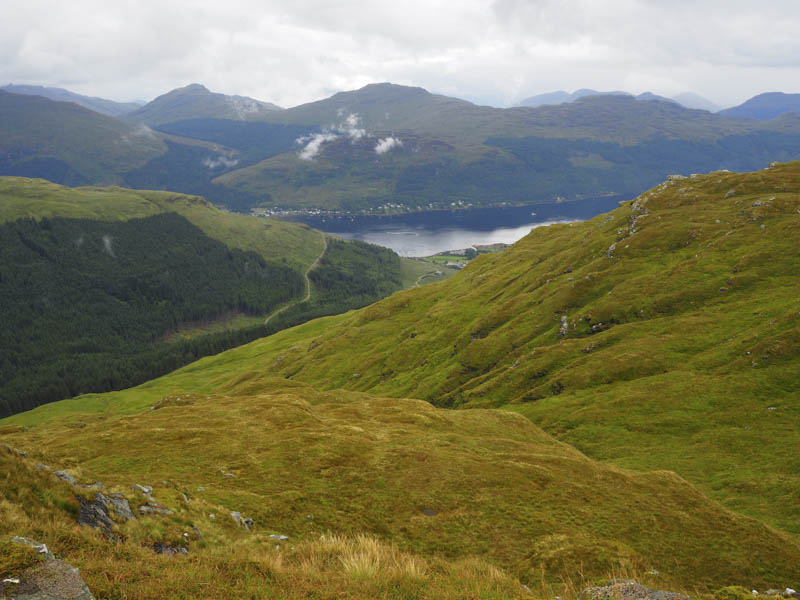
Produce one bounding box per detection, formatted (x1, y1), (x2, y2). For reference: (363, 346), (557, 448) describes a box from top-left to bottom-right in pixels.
(3, 82), (800, 214)
(0, 83), (142, 116)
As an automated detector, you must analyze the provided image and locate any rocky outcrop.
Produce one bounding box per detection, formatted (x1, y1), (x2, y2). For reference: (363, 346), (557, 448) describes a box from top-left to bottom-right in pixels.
(0, 537), (94, 600)
(138, 503), (173, 516)
(583, 580), (690, 600)
(104, 495), (134, 522)
(76, 493), (135, 534)
(230, 511), (254, 530)
(53, 471), (77, 486)
(76, 495), (113, 534)
(152, 543), (188, 556)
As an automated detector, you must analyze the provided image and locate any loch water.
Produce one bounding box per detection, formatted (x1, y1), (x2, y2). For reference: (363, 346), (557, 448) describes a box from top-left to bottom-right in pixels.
(285, 195), (629, 257)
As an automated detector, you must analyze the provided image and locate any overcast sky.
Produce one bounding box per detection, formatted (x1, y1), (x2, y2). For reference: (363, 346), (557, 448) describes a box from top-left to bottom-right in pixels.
(3, 0), (800, 109)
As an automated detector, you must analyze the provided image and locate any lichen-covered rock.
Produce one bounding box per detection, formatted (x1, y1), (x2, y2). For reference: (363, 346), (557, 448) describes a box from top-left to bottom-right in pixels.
(9, 537), (54, 561)
(0, 558), (95, 599)
(105, 495), (135, 522)
(138, 503), (173, 516)
(76, 495), (113, 534)
(230, 511), (254, 530)
(53, 471), (77, 486)
(1, 538), (94, 600)
(153, 543), (188, 556)
(583, 579), (689, 600)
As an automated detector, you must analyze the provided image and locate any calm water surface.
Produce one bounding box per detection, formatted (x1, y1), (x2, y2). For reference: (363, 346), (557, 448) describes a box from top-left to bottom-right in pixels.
(286, 196), (628, 257)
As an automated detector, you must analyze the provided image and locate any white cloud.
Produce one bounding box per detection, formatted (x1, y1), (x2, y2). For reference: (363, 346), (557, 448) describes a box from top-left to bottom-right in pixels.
(297, 132), (339, 160)
(102, 234), (115, 257)
(296, 112), (370, 160)
(340, 113), (366, 139)
(374, 136), (402, 154)
(202, 155), (239, 169)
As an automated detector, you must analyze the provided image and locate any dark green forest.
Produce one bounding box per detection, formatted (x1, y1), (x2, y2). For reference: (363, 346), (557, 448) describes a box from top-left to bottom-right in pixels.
(0, 215), (407, 418)
(0, 212), (303, 417)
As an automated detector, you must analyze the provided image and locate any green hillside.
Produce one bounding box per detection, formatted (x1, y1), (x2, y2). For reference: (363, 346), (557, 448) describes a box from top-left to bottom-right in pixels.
(2, 164), (799, 598)
(0, 91), (166, 186)
(0, 91), (259, 207)
(0, 178), (418, 417)
(35, 163), (798, 537)
(2, 382), (798, 598)
(0, 177), (322, 269)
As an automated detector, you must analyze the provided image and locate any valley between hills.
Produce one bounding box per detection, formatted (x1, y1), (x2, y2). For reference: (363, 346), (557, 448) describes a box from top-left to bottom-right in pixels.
(1, 161), (798, 598)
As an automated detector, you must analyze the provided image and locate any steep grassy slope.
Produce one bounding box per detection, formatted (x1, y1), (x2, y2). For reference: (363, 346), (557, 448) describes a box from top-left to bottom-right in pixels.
(2, 381), (799, 597)
(55, 163), (800, 536)
(126, 83), (282, 126)
(0, 91), (166, 186)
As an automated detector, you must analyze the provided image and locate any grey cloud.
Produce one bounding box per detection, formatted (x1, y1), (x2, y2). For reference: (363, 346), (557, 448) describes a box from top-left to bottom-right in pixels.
(2, 0), (800, 109)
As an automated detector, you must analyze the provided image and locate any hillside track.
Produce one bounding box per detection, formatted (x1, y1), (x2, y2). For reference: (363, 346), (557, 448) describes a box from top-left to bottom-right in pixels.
(264, 231), (328, 325)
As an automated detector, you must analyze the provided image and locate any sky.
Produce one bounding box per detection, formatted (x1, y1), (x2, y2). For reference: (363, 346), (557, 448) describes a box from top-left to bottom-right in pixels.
(3, 0), (800, 109)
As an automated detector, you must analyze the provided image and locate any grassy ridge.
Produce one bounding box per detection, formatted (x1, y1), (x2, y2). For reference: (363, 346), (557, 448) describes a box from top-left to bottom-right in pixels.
(31, 163), (799, 537)
(0, 177), (323, 270)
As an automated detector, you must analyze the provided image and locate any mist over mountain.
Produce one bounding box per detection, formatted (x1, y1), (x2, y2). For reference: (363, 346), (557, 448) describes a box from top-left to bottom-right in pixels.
(672, 92), (721, 112)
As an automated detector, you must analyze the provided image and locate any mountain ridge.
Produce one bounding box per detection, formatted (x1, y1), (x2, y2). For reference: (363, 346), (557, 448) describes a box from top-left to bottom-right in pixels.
(1, 83), (141, 116)
(719, 91), (800, 119)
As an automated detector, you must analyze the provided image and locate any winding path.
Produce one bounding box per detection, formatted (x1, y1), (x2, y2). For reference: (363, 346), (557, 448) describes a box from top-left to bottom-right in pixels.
(264, 232), (328, 326)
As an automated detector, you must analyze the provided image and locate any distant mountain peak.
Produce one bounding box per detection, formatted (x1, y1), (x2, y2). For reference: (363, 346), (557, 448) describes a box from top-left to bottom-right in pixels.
(719, 91), (800, 119)
(179, 83), (211, 93)
(125, 83), (282, 126)
(671, 92), (720, 112)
